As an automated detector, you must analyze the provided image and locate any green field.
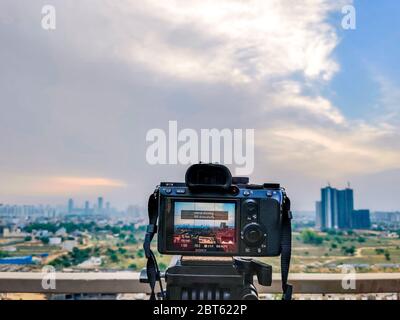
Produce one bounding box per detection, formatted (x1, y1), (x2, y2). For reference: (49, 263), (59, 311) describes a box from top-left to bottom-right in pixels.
(2, 228), (399, 273)
(93, 229), (400, 273)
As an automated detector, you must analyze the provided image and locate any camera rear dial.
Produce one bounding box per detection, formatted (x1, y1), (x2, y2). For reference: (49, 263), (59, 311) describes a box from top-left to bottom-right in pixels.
(242, 223), (265, 247)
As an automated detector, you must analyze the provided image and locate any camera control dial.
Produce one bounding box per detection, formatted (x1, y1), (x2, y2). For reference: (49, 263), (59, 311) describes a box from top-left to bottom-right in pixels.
(242, 223), (265, 247)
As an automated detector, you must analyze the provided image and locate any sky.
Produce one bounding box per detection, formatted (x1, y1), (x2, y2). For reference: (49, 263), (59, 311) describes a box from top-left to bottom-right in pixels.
(0, 0), (399, 211)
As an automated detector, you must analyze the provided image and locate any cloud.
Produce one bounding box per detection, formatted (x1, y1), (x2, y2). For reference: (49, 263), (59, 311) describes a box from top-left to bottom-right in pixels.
(258, 124), (400, 176)
(254, 78), (400, 179)
(2, 0), (400, 211)
(263, 81), (346, 124)
(103, 0), (343, 83)
(0, 175), (127, 196)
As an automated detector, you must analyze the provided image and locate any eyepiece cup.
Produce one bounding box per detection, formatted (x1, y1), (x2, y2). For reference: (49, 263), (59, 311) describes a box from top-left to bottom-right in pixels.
(185, 163), (232, 192)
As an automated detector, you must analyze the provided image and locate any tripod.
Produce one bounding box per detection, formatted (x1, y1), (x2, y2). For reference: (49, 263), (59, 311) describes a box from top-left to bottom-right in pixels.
(141, 256), (272, 300)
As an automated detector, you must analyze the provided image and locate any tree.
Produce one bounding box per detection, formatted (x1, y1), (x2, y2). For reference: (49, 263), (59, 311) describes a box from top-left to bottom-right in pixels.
(24, 236), (32, 242)
(106, 248), (116, 256)
(341, 246), (355, 256)
(300, 229), (323, 245)
(334, 236), (343, 244)
(118, 247), (127, 255)
(110, 253), (119, 263)
(126, 234), (137, 244)
(384, 250), (391, 261)
(326, 229), (336, 235)
(158, 262), (167, 271)
(41, 237), (50, 245)
(137, 249), (144, 258)
(128, 263), (137, 270)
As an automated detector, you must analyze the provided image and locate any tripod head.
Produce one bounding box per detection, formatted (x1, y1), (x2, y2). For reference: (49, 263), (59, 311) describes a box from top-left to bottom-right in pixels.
(233, 257), (272, 286)
(140, 256), (272, 300)
(233, 257), (272, 300)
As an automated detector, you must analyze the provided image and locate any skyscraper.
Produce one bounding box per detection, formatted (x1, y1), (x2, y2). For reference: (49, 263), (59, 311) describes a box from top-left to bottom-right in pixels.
(84, 201), (90, 214)
(68, 198), (74, 214)
(315, 201), (322, 229)
(316, 185), (354, 230)
(352, 210), (371, 229)
(337, 188), (354, 229)
(320, 186), (339, 229)
(98, 197), (103, 211)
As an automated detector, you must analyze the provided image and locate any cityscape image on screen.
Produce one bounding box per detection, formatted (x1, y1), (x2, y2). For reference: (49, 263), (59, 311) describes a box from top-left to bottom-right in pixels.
(173, 202), (236, 253)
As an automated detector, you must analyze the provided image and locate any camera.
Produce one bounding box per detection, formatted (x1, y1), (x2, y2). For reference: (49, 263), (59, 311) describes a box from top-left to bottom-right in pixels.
(143, 163), (293, 300)
(156, 163), (290, 257)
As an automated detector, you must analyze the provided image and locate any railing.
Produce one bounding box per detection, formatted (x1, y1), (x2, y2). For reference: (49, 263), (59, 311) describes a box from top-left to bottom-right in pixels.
(1, 273), (400, 296)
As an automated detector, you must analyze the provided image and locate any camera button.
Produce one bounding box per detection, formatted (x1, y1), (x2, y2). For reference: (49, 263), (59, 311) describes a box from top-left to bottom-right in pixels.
(164, 188), (172, 194)
(176, 189), (186, 194)
(243, 190), (250, 196)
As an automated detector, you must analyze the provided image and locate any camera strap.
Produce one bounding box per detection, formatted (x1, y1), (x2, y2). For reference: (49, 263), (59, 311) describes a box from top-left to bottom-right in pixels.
(281, 195), (293, 300)
(144, 187), (164, 300)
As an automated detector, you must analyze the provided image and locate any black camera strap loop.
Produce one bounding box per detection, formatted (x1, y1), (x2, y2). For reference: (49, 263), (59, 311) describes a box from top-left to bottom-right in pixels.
(144, 188), (164, 300)
(281, 195), (293, 300)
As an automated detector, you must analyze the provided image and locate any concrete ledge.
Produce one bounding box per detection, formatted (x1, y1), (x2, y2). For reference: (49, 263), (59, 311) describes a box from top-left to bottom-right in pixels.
(0, 272), (399, 294)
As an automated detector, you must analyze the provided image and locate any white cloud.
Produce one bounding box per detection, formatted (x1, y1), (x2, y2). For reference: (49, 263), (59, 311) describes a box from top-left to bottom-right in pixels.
(93, 0), (345, 83)
(258, 124), (400, 177)
(263, 81), (346, 124)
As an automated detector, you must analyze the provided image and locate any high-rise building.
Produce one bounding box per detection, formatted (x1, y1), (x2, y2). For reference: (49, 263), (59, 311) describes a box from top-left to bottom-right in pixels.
(68, 199), (74, 214)
(316, 185), (354, 230)
(320, 186), (339, 229)
(337, 188), (354, 229)
(352, 209), (371, 229)
(98, 197), (103, 211)
(315, 201), (322, 229)
(84, 201), (90, 214)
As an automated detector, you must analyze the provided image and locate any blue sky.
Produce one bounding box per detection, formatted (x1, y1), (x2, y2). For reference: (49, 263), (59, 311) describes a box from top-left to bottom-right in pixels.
(0, 1), (399, 211)
(330, 0), (400, 120)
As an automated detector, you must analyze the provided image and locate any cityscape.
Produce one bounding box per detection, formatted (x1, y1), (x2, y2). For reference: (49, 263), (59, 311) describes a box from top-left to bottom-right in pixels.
(0, 186), (399, 267)
(1, 185), (400, 299)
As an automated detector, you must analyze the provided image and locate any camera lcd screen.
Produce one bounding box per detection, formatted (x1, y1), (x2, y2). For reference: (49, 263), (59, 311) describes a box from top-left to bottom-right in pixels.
(172, 201), (237, 253)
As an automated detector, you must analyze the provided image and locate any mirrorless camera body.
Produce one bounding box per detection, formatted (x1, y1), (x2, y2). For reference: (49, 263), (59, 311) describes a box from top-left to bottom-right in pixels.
(157, 163), (289, 257)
